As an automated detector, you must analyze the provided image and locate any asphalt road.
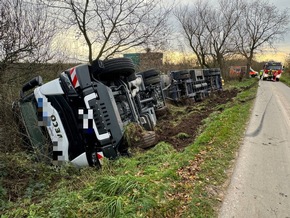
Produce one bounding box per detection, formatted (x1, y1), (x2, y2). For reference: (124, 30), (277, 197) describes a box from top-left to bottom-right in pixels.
(219, 80), (290, 218)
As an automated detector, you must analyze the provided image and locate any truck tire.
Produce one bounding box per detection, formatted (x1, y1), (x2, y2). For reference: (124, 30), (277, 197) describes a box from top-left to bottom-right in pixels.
(127, 73), (137, 82)
(144, 76), (160, 86)
(98, 58), (135, 80)
(172, 70), (190, 80)
(179, 74), (190, 80)
(141, 69), (159, 79)
(179, 71), (191, 79)
(138, 69), (161, 86)
(137, 131), (156, 149)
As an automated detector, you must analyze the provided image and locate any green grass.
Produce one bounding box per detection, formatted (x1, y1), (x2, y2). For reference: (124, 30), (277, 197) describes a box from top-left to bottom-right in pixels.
(223, 77), (258, 90)
(0, 72), (258, 217)
(280, 71), (290, 86)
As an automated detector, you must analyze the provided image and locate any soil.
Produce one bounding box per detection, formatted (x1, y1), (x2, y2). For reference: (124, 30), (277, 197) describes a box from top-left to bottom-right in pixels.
(155, 89), (239, 150)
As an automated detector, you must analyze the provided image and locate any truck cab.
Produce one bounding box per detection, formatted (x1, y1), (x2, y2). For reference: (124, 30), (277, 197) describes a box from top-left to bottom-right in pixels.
(263, 61), (283, 81)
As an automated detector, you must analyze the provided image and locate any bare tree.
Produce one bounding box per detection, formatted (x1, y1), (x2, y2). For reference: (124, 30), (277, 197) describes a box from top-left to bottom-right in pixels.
(43, 0), (172, 64)
(204, 0), (244, 75)
(174, 0), (211, 68)
(285, 54), (290, 69)
(175, 0), (244, 76)
(234, 0), (290, 73)
(0, 0), (57, 71)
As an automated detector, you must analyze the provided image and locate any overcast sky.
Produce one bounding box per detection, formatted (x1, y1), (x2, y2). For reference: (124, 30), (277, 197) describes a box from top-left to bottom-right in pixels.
(274, 0), (290, 9)
(266, 0), (290, 54)
(176, 0), (289, 9)
(172, 0), (290, 61)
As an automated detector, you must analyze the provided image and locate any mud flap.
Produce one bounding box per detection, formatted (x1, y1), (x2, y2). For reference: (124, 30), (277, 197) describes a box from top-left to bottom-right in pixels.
(101, 144), (118, 159)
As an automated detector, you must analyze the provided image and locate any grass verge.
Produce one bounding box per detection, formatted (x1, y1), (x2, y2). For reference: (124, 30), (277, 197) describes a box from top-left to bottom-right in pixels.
(280, 71), (290, 86)
(0, 78), (258, 217)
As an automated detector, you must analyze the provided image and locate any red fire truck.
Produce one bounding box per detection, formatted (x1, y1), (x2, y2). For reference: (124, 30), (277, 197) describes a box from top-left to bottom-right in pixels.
(262, 61), (283, 81)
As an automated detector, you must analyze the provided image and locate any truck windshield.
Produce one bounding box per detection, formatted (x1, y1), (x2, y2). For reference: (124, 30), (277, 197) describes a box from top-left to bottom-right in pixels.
(266, 65), (282, 70)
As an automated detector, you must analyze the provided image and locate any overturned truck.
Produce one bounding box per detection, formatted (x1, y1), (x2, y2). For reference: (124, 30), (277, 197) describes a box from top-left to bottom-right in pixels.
(12, 58), (165, 167)
(162, 68), (223, 102)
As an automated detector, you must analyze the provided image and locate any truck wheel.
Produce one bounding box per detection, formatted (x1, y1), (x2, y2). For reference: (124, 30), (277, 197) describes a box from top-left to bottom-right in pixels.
(179, 73), (191, 79)
(138, 131), (156, 149)
(144, 76), (160, 86)
(141, 69), (160, 79)
(124, 123), (156, 149)
(176, 71), (190, 80)
(98, 58), (135, 80)
(172, 71), (190, 80)
(127, 73), (137, 82)
(138, 69), (161, 86)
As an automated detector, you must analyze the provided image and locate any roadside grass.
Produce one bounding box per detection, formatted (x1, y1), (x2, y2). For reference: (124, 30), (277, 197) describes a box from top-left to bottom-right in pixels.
(0, 72), (258, 217)
(280, 71), (290, 86)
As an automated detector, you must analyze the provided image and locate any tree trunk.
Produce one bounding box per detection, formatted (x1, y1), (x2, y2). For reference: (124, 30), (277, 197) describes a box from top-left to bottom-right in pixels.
(216, 53), (226, 79)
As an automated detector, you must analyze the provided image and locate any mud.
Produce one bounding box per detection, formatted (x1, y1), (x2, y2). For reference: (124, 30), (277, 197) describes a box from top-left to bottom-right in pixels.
(155, 89), (239, 150)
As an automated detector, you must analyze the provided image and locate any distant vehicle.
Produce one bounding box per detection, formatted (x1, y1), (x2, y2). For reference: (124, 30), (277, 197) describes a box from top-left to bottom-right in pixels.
(229, 66), (246, 76)
(262, 61), (283, 81)
(249, 67), (258, 78)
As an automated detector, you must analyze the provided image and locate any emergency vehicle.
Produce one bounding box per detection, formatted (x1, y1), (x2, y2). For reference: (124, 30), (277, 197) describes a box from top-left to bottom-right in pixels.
(262, 61), (283, 81)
